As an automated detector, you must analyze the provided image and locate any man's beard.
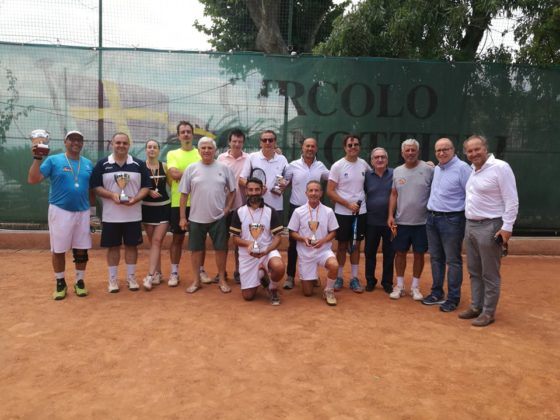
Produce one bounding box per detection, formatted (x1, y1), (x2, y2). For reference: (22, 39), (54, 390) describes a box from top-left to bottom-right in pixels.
(247, 195), (264, 207)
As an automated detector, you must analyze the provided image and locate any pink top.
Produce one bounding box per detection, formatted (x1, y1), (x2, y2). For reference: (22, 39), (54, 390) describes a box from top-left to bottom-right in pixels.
(217, 150), (249, 209)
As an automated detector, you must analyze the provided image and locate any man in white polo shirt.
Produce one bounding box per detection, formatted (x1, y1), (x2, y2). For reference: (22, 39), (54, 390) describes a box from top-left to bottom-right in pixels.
(90, 132), (151, 293)
(288, 181), (339, 306)
(239, 130), (288, 218)
(283, 137), (329, 290)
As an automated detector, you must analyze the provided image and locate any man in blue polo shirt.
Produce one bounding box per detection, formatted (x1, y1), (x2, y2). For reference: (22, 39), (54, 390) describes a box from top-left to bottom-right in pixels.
(28, 130), (94, 300)
(364, 147), (394, 294)
(90, 132), (151, 293)
(422, 138), (472, 312)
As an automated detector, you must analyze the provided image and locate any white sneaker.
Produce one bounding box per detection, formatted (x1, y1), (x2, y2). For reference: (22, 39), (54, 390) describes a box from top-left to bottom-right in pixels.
(143, 275), (153, 291)
(127, 275), (140, 291)
(168, 272), (179, 287)
(323, 289), (337, 306)
(152, 272), (162, 285)
(108, 277), (119, 293)
(200, 269), (212, 284)
(389, 285), (405, 300)
(410, 287), (423, 301)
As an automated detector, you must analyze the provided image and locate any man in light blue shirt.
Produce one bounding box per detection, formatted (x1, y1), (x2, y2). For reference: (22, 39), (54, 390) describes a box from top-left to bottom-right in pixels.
(422, 138), (471, 312)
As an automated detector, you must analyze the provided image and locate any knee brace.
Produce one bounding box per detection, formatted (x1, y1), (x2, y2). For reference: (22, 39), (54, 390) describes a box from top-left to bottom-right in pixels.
(72, 249), (89, 264)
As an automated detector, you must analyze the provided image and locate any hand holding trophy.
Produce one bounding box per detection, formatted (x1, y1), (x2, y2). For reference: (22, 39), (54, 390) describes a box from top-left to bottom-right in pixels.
(271, 175), (285, 196)
(114, 172), (131, 202)
(308, 220), (320, 246)
(30, 129), (50, 157)
(249, 223), (264, 255)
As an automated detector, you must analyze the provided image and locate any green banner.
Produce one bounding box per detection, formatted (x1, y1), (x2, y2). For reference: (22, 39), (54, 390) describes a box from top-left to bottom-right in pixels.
(0, 44), (558, 231)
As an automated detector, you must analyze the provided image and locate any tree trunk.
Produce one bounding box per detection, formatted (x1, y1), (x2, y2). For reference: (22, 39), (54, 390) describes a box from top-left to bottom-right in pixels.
(245, 0), (288, 54)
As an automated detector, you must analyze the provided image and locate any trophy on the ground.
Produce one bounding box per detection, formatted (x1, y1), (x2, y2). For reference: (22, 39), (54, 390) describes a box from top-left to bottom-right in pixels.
(271, 175), (285, 195)
(30, 129), (50, 156)
(249, 223), (264, 253)
(114, 172), (131, 202)
(308, 220), (320, 245)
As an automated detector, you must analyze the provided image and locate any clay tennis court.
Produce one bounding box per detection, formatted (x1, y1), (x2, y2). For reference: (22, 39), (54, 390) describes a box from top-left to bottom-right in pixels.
(1, 245), (559, 419)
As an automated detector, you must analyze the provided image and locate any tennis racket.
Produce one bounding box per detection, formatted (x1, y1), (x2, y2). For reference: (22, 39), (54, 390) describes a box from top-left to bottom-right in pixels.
(250, 167), (267, 187)
(348, 200), (362, 255)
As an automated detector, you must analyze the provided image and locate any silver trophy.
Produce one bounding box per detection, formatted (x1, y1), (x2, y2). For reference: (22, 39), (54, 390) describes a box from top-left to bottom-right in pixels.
(308, 220), (320, 245)
(271, 175), (285, 195)
(249, 223), (264, 253)
(114, 172), (131, 202)
(30, 129), (50, 156)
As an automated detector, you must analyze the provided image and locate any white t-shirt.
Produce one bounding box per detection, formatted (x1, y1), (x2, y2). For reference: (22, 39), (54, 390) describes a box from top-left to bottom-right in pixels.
(240, 151), (288, 211)
(287, 202), (339, 260)
(328, 157), (370, 215)
(284, 157), (329, 206)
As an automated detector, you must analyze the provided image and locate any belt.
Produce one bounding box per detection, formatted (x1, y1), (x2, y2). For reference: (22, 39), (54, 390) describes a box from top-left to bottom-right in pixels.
(467, 217), (502, 224)
(428, 210), (464, 217)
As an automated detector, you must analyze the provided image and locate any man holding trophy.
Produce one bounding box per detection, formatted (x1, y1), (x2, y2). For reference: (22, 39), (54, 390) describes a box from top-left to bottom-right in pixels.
(287, 181), (339, 306)
(28, 130), (94, 300)
(90, 132), (151, 293)
(230, 178), (285, 305)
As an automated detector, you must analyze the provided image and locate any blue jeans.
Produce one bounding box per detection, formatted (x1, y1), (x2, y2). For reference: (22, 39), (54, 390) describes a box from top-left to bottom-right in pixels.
(426, 212), (466, 303)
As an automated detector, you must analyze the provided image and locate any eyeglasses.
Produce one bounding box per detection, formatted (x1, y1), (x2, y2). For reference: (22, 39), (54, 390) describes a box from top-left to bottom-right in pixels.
(260, 137), (275, 143)
(435, 147), (453, 153)
(346, 143), (360, 148)
(373, 155), (387, 159)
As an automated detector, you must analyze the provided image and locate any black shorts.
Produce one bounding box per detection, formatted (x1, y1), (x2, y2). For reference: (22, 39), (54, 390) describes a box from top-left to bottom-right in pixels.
(142, 203), (171, 225)
(335, 213), (367, 242)
(101, 221), (143, 247)
(170, 207), (190, 234)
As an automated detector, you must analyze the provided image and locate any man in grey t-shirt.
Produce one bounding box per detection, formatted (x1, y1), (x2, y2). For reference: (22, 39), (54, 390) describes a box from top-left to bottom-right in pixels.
(387, 139), (433, 301)
(179, 137), (236, 294)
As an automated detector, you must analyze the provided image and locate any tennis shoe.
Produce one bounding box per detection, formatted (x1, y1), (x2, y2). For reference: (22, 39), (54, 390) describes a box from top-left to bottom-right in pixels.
(283, 276), (294, 289)
(323, 289), (337, 306)
(269, 288), (280, 306)
(143, 275), (153, 291)
(108, 277), (119, 293)
(53, 280), (67, 301)
(152, 272), (162, 285)
(389, 285), (405, 300)
(168, 272), (179, 287)
(349, 277), (364, 293)
(74, 279), (88, 297)
(127, 275), (140, 291)
(200, 269), (212, 284)
(410, 287), (423, 301)
(334, 277), (343, 291)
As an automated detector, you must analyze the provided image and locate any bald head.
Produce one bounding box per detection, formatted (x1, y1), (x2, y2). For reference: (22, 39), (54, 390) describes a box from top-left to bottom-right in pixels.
(434, 138), (455, 165)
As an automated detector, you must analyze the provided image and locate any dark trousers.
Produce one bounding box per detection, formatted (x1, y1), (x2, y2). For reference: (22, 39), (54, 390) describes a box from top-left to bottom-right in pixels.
(286, 203), (297, 277)
(364, 224), (395, 288)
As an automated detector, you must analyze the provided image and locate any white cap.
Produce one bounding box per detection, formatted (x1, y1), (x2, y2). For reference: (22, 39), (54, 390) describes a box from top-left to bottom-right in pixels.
(65, 130), (84, 140)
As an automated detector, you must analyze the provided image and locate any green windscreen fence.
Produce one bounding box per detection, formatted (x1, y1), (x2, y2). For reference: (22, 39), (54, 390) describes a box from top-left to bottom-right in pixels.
(0, 43), (559, 231)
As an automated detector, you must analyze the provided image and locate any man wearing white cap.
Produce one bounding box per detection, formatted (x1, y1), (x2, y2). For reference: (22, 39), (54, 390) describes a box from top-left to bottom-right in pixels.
(28, 130), (95, 300)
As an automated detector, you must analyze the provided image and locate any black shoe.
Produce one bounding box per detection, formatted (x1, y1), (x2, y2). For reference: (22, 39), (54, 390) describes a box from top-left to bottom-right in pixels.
(382, 284), (393, 294)
(440, 300), (458, 312)
(365, 279), (377, 292)
(422, 294), (446, 305)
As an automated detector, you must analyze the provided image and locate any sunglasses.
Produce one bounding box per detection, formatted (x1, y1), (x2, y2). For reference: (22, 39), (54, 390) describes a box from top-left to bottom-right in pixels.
(346, 143), (360, 148)
(260, 137), (276, 143)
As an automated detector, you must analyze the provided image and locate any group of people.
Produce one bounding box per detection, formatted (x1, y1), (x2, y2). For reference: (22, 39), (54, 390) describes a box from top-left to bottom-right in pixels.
(29, 122), (519, 327)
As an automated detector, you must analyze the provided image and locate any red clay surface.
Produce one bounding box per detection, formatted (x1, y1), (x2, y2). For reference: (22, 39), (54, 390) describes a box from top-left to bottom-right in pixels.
(1, 249), (559, 419)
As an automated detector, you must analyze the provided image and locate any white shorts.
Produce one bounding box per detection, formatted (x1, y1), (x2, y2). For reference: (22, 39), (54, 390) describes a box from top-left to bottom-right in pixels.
(239, 249), (281, 290)
(297, 249), (336, 281)
(48, 205), (92, 253)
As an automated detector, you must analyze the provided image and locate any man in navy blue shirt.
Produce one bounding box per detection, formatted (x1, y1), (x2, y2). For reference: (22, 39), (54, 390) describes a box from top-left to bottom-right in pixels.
(364, 147), (394, 293)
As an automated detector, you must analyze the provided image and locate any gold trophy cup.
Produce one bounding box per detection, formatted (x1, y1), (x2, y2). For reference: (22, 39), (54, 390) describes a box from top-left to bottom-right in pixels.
(114, 172), (131, 202)
(249, 223), (264, 253)
(308, 221), (320, 245)
(30, 129), (50, 156)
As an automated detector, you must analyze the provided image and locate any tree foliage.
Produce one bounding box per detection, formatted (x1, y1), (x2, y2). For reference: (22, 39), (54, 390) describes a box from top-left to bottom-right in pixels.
(0, 62), (34, 145)
(195, 0), (349, 53)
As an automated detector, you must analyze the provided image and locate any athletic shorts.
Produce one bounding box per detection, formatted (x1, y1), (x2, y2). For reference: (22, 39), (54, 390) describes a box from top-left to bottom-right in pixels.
(239, 250), (281, 290)
(100, 221), (143, 247)
(142, 203), (170, 225)
(188, 217), (228, 252)
(170, 207), (190, 234)
(298, 248), (336, 281)
(392, 224), (428, 253)
(335, 213), (366, 242)
(48, 204), (92, 253)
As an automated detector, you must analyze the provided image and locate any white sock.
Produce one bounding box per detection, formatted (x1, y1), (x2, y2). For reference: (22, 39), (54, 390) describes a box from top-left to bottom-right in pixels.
(54, 272), (65, 280)
(351, 264), (359, 278)
(108, 266), (118, 279)
(199, 266), (205, 273)
(75, 270), (85, 282)
(397, 276), (404, 288)
(171, 264), (178, 274)
(337, 266), (344, 278)
(127, 264), (136, 277)
(325, 277), (336, 290)
(412, 277), (420, 288)
(269, 281), (278, 290)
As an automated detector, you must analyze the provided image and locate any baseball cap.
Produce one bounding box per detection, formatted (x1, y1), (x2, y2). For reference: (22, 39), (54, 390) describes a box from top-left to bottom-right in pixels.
(65, 130), (84, 140)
